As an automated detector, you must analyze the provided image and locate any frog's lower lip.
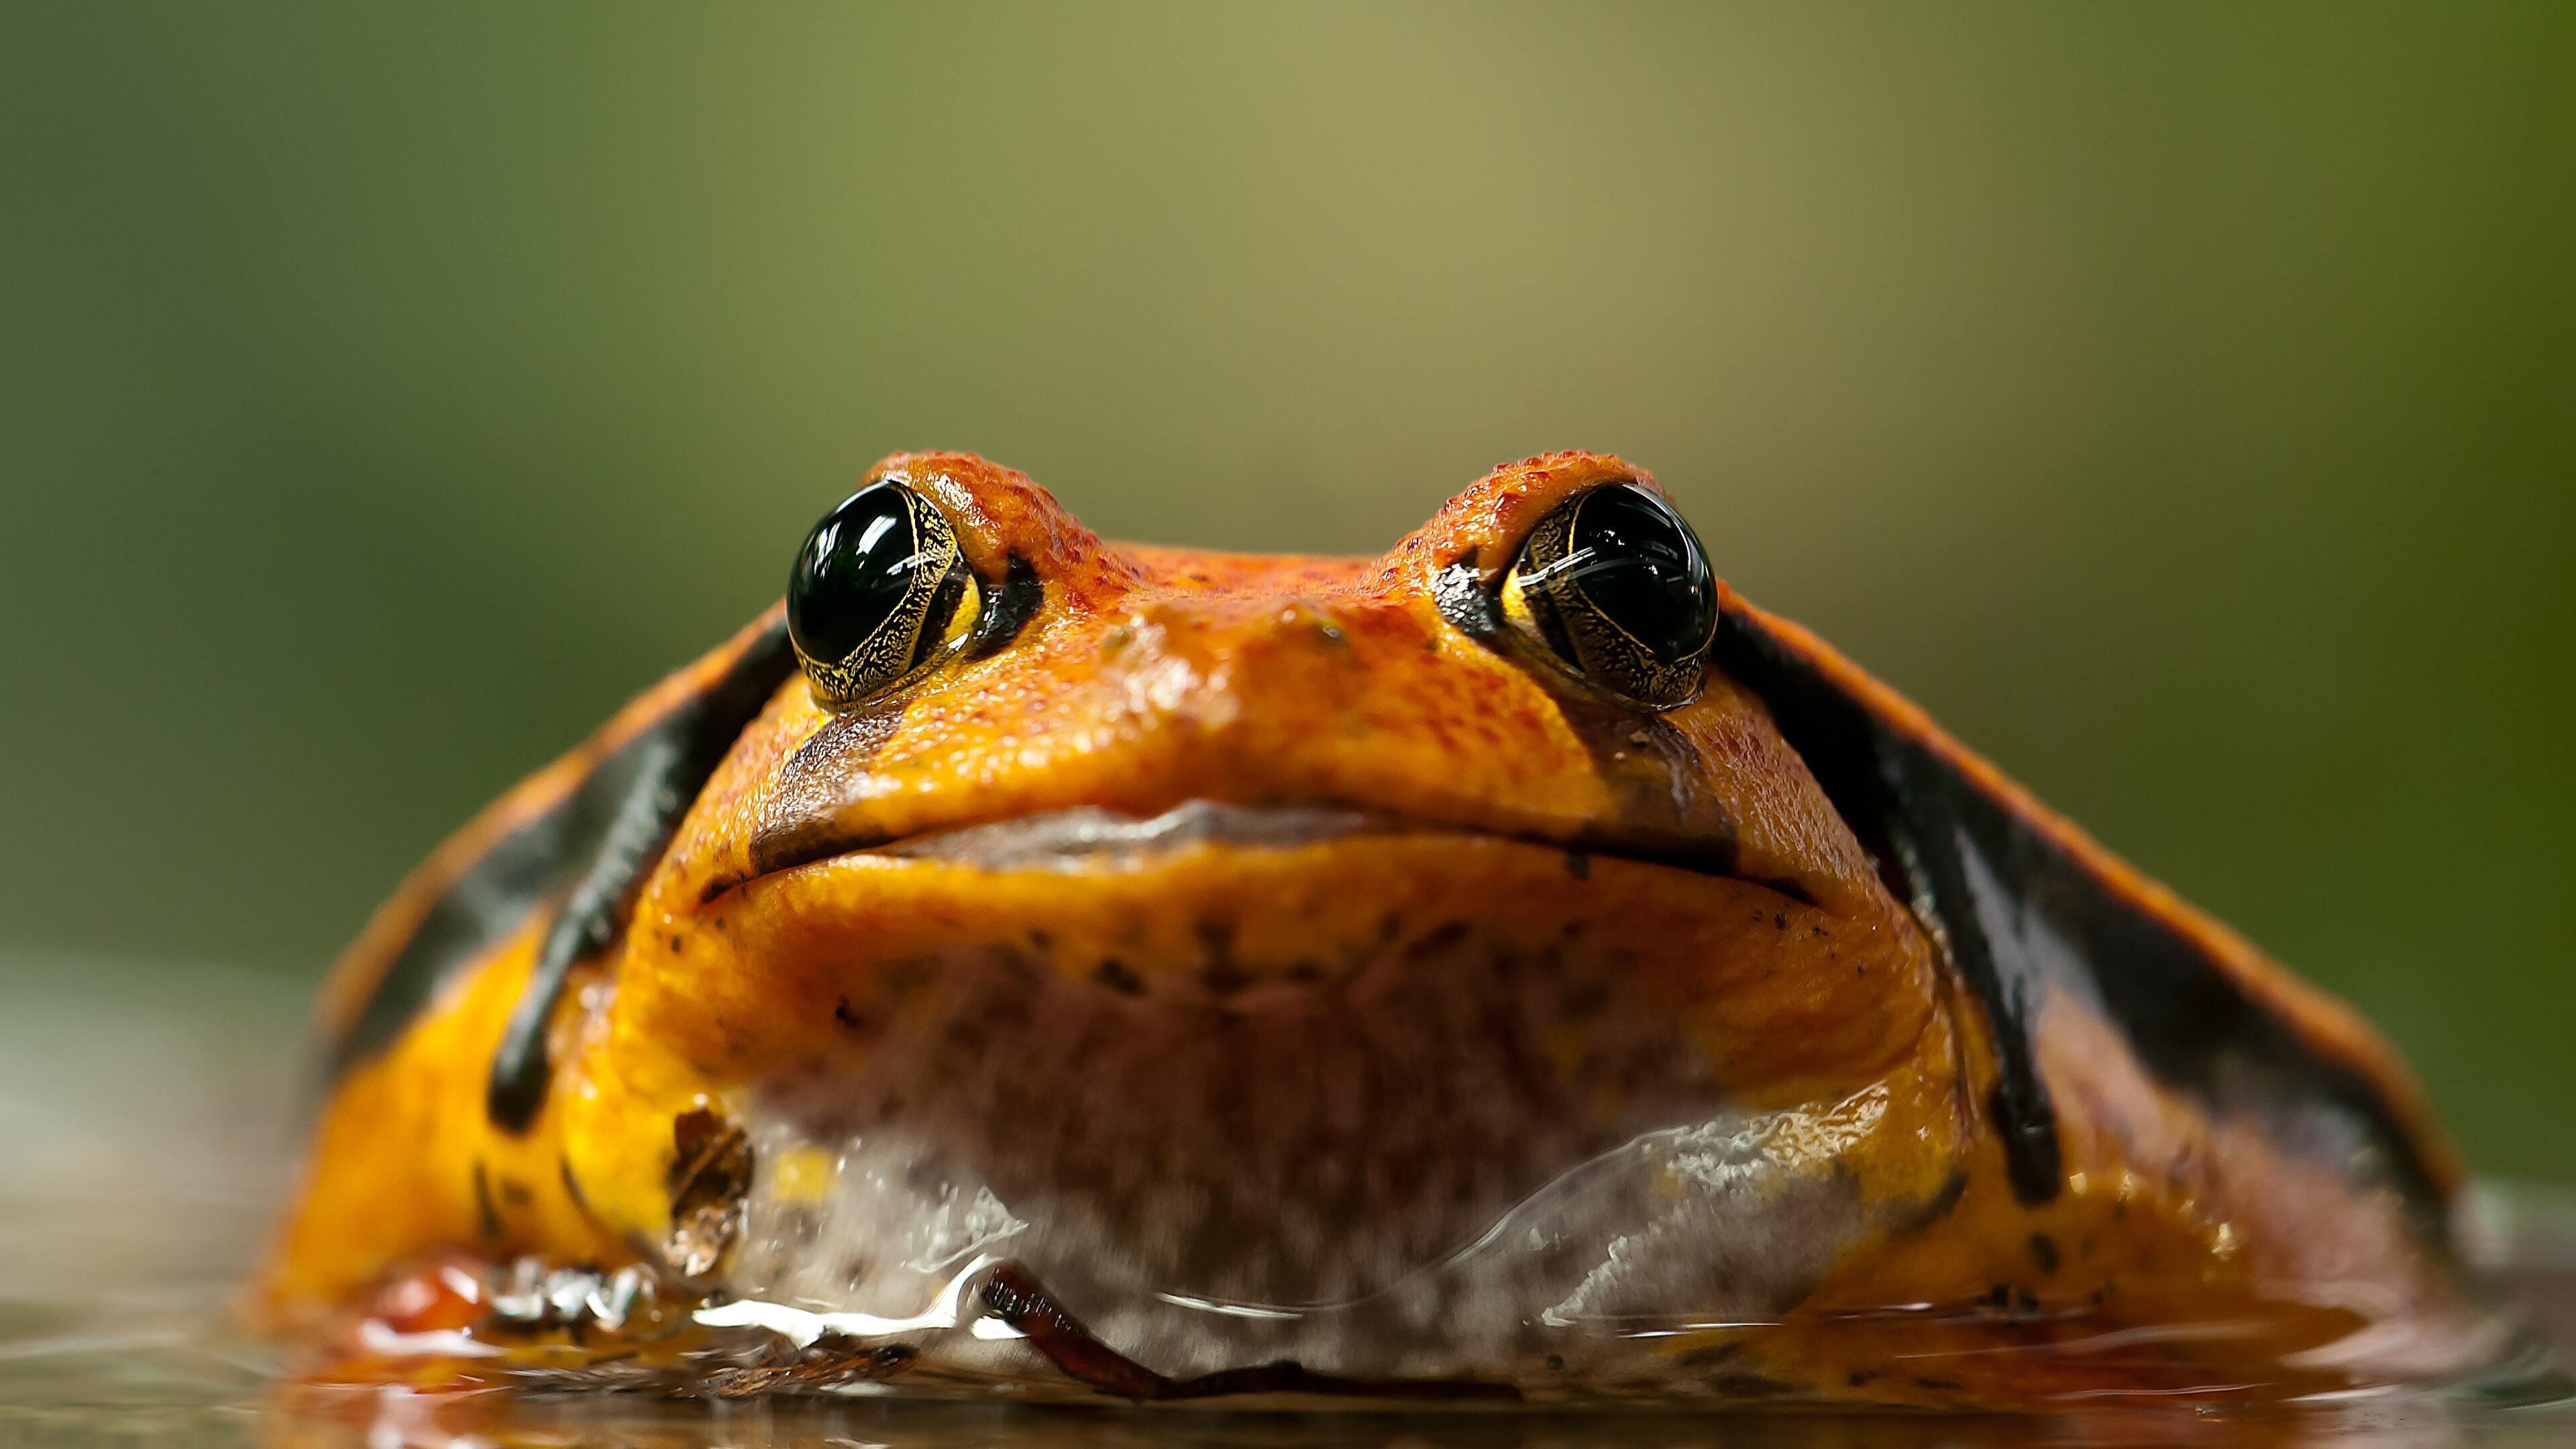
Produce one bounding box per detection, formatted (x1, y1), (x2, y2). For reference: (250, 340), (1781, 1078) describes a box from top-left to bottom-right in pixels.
(737, 799), (1796, 900)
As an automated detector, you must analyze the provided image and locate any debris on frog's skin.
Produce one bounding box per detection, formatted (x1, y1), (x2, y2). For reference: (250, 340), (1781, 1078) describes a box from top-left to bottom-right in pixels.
(665, 1107), (752, 1280)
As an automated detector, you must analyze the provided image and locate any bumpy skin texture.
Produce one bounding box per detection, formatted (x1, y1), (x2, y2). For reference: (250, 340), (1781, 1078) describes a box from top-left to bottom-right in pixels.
(260, 452), (2487, 1408)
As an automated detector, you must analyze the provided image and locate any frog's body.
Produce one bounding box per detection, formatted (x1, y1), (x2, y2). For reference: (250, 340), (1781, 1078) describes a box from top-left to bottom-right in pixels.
(259, 453), (2496, 1407)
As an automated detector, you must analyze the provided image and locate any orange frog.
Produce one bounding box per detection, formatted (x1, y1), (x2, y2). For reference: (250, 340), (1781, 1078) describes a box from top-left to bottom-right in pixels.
(256, 451), (2512, 1408)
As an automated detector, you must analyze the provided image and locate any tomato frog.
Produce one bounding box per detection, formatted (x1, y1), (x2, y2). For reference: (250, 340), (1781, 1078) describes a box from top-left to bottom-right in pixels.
(256, 451), (2517, 1409)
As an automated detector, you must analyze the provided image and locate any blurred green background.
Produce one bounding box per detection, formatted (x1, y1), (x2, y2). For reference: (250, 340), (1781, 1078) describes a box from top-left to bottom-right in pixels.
(1, 4), (2569, 1179)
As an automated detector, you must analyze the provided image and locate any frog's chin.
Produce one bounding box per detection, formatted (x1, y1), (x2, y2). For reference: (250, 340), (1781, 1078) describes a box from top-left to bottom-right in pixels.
(629, 815), (1956, 1401)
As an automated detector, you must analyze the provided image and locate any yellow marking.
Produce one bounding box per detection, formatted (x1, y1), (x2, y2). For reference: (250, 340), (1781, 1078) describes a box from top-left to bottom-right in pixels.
(769, 1145), (837, 1205)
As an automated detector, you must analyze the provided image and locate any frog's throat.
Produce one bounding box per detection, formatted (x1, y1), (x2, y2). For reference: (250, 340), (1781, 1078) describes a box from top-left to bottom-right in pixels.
(557, 817), (1965, 1400)
(706, 1083), (1913, 1398)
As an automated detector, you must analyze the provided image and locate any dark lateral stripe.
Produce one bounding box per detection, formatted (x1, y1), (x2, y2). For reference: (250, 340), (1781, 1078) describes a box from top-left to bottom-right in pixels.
(1711, 602), (2449, 1224)
(323, 739), (659, 1087)
(1709, 606), (2063, 1205)
(485, 617), (797, 1132)
(319, 615), (796, 1104)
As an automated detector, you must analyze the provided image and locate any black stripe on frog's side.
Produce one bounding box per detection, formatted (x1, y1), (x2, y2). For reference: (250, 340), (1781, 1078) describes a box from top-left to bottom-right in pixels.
(1709, 606), (2449, 1225)
(322, 729), (671, 1088)
(1707, 608), (2062, 1204)
(484, 618), (799, 1133)
(316, 619), (797, 1120)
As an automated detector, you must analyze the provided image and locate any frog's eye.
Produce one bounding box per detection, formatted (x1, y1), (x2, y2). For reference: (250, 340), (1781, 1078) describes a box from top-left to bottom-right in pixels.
(1498, 483), (1718, 709)
(787, 482), (982, 708)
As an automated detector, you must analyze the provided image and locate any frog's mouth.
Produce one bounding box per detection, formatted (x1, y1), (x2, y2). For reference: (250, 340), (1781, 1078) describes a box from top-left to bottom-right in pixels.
(861, 800), (1407, 867)
(740, 796), (1764, 892)
(665, 798), (1933, 1403)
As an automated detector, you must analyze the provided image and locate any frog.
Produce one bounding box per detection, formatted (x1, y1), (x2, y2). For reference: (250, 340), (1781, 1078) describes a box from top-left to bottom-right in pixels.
(254, 450), (2508, 1409)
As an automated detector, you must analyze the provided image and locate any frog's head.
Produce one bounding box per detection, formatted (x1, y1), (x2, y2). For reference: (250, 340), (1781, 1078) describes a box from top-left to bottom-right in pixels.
(527, 450), (1970, 1381)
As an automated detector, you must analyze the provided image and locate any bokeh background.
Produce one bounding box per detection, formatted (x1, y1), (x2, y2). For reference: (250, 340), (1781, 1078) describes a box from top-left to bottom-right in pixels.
(3, 4), (2570, 1181)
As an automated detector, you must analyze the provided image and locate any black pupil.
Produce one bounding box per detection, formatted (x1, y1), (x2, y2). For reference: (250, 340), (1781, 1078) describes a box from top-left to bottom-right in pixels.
(788, 484), (928, 667)
(1561, 485), (1716, 663)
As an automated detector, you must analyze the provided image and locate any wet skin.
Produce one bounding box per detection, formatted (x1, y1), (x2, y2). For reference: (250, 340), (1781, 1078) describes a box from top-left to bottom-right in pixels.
(258, 452), (2496, 1408)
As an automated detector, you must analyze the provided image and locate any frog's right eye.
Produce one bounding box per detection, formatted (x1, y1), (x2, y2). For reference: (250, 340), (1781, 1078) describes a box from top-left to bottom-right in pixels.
(787, 482), (981, 708)
(1497, 482), (1717, 709)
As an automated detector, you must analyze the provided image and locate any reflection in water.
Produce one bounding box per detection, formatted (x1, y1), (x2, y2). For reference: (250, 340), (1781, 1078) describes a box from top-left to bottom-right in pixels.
(1, 949), (2571, 1447)
(246, 1391), (2576, 1449)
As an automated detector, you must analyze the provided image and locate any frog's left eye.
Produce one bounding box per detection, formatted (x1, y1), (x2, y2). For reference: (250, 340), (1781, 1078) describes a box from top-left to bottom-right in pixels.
(1499, 483), (1718, 709)
(788, 482), (982, 708)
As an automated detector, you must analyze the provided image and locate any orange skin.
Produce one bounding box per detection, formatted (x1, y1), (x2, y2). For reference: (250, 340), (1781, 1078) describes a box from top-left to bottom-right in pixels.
(258, 452), (2488, 1409)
